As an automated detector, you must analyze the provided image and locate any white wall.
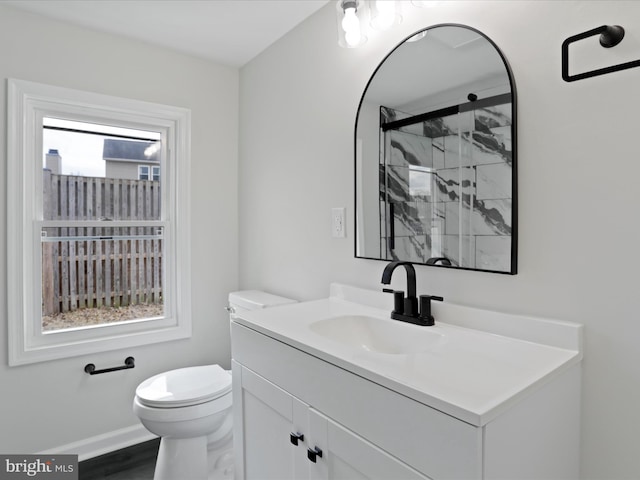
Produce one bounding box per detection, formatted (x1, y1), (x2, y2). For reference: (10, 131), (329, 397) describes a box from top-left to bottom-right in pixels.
(239, 1), (640, 478)
(0, 5), (239, 454)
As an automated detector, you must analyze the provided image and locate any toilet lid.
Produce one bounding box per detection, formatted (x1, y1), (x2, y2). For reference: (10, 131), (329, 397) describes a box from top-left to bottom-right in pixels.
(135, 365), (232, 408)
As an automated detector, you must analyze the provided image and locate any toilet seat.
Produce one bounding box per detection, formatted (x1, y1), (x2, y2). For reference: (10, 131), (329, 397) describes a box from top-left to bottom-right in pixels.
(135, 365), (231, 408)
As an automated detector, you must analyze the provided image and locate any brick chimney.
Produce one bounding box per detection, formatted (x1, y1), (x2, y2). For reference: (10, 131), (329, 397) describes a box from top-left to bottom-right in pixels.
(45, 149), (62, 174)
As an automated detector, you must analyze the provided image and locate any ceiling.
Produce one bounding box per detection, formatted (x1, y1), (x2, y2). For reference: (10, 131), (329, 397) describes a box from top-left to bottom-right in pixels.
(0, 0), (330, 67)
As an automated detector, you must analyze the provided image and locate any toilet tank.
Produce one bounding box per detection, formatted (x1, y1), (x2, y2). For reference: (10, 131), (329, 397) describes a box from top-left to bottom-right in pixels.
(227, 290), (297, 319)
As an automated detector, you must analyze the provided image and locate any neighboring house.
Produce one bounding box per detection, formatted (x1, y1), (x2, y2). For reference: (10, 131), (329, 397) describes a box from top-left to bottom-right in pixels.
(103, 138), (160, 180)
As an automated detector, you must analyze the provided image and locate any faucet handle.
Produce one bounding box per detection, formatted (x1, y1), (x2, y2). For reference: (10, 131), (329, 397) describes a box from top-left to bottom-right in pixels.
(419, 295), (444, 326)
(383, 288), (405, 315)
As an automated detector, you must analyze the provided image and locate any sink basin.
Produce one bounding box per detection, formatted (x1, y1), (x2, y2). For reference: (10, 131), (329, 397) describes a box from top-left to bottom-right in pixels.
(309, 315), (445, 355)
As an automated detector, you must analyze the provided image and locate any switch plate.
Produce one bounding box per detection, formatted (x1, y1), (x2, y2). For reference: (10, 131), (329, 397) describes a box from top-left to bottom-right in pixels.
(331, 207), (346, 238)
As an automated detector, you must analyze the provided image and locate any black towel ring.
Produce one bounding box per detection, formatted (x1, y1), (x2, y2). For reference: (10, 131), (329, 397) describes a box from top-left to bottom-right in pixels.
(562, 25), (640, 82)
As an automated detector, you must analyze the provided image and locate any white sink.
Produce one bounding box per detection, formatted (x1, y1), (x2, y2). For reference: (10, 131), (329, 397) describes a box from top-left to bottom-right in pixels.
(231, 284), (583, 425)
(309, 314), (445, 355)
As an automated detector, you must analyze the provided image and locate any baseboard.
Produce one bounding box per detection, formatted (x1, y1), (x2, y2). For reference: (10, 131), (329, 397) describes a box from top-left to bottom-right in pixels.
(38, 424), (157, 461)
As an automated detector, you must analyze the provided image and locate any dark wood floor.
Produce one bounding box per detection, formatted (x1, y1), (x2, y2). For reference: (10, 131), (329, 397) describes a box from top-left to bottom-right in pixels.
(79, 438), (159, 480)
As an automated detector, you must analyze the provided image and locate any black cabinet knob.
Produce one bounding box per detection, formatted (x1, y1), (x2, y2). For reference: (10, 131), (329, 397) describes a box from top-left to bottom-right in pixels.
(307, 446), (323, 463)
(290, 432), (304, 446)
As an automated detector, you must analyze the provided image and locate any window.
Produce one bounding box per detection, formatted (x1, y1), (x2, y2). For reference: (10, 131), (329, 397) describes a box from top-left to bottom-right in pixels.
(137, 165), (161, 181)
(139, 165), (150, 180)
(8, 79), (192, 365)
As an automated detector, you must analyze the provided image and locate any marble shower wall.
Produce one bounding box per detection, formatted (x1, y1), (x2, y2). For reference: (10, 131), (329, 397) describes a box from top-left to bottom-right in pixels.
(379, 103), (512, 271)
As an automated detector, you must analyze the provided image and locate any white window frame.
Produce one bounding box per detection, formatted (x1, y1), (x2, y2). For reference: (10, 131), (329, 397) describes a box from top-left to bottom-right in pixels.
(138, 164), (150, 180)
(7, 79), (192, 366)
(138, 164), (160, 181)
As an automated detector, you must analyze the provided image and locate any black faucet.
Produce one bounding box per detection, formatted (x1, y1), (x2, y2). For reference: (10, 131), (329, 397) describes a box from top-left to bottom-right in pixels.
(426, 257), (452, 266)
(381, 261), (443, 326)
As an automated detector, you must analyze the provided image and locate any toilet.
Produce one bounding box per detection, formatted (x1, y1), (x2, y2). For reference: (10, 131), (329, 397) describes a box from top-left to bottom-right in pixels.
(133, 290), (296, 480)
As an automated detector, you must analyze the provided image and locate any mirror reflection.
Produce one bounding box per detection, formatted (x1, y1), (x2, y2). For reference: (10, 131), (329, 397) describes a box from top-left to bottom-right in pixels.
(355, 25), (516, 273)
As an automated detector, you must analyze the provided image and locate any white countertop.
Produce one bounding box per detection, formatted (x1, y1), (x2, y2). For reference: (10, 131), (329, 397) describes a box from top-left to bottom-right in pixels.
(231, 284), (583, 426)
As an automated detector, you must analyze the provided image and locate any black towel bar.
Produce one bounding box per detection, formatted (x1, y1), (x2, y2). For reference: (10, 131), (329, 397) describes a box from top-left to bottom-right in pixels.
(84, 356), (135, 375)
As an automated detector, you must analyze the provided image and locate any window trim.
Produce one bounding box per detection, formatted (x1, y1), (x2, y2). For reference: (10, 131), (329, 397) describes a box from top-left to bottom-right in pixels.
(7, 78), (192, 366)
(138, 164), (150, 180)
(137, 164), (160, 181)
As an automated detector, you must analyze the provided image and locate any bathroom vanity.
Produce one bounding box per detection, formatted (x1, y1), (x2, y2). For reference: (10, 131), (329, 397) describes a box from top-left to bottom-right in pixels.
(230, 284), (582, 479)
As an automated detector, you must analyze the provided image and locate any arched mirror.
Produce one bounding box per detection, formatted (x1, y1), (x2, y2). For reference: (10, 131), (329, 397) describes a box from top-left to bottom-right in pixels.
(355, 24), (517, 274)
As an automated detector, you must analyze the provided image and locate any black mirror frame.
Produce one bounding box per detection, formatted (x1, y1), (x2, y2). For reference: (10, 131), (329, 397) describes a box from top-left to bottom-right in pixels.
(354, 23), (518, 275)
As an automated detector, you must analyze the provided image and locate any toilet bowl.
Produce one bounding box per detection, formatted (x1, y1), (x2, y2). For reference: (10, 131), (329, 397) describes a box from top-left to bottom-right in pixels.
(133, 365), (233, 480)
(133, 290), (296, 480)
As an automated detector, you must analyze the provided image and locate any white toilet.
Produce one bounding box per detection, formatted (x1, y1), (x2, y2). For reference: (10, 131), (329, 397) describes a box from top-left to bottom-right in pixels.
(133, 290), (296, 480)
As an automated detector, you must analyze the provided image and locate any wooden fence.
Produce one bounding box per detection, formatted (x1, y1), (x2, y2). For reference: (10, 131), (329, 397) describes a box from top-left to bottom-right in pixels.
(42, 171), (163, 315)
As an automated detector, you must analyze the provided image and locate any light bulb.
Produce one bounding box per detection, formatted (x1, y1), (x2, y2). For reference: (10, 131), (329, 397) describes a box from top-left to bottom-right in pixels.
(372, 0), (395, 30)
(345, 30), (361, 46)
(342, 7), (361, 46)
(412, 0), (442, 7)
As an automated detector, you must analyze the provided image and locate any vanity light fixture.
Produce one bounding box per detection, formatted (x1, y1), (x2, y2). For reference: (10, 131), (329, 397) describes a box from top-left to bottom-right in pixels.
(337, 0), (440, 49)
(369, 0), (401, 31)
(336, 0), (368, 48)
(411, 0), (442, 7)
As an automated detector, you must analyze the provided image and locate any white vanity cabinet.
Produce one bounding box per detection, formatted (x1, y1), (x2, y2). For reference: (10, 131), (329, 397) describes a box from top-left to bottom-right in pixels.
(231, 285), (582, 480)
(232, 323), (483, 480)
(234, 362), (430, 480)
(308, 409), (431, 480)
(233, 363), (428, 480)
(233, 362), (307, 479)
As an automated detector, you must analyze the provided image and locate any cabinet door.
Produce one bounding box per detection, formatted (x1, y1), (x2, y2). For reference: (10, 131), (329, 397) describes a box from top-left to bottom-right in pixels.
(233, 363), (308, 480)
(307, 409), (432, 480)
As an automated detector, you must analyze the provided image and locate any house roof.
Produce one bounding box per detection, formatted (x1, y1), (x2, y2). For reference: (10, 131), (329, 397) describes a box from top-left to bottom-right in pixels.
(103, 139), (159, 163)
